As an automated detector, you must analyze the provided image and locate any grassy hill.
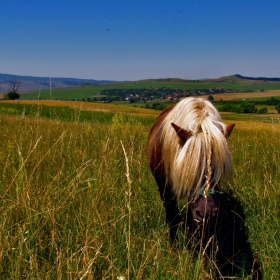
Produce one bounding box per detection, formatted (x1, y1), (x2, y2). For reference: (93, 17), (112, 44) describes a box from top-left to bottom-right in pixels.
(17, 75), (280, 101)
(0, 73), (113, 93)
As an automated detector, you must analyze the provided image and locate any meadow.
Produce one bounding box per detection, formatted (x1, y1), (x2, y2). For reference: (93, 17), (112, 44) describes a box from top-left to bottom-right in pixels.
(0, 99), (279, 279)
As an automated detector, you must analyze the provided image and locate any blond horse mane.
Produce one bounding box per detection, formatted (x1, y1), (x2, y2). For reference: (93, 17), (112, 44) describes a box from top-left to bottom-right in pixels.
(160, 97), (232, 200)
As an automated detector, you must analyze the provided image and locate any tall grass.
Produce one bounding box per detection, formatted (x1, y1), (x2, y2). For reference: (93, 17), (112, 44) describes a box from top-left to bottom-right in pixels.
(227, 121), (280, 279)
(0, 106), (279, 279)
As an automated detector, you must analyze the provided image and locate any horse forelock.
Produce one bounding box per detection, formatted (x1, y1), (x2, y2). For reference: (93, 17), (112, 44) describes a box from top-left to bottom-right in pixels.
(160, 97), (232, 200)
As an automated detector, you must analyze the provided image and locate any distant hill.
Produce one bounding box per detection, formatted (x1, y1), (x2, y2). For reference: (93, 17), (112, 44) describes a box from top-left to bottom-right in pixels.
(1, 73), (280, 98)
(234, 74), (280, 82)
(0, 73), (114, 92)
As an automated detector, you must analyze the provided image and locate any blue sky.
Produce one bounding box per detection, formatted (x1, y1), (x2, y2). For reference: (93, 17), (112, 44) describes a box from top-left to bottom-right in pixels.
(1, 0), (280, 81)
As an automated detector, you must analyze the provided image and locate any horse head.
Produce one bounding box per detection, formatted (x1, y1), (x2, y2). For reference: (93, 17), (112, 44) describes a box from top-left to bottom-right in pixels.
(190, 190), (221, 231)
(171, 121), (235, 238)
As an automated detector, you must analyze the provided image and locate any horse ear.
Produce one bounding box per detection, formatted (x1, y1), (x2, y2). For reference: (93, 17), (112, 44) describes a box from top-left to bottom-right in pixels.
(171, 123), (192, 142)
(226, 124), (235, 138)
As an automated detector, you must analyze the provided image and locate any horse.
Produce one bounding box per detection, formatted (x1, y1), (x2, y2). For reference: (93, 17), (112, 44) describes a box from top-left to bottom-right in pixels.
(148, 97), (235, 243)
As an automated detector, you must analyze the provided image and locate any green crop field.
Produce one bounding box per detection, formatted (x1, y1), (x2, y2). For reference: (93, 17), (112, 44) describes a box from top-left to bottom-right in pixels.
(0, 100), (279, 279)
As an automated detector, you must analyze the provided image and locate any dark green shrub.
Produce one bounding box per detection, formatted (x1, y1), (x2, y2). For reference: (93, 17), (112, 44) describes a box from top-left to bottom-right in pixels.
(258, 107), (268, 114)
(220, 103), (242, 113)
(4, 92), (20, 100)
(240, 102), (257, 113)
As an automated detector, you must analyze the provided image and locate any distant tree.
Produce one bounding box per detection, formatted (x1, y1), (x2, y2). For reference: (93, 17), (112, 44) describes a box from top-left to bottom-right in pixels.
(267, 97), (279, 105)
(258, 107), (268, 114)
(240, 102), (257, 113)
(4, 78), (21, 100)
(8, 78), (21, 93)
(208, 94), (214, 102)
(220, 103), (242, 113)
(276, 104), (280, 113)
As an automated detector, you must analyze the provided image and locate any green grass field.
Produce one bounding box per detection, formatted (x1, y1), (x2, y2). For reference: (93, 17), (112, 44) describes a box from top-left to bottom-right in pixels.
(0, 100), (279, 279)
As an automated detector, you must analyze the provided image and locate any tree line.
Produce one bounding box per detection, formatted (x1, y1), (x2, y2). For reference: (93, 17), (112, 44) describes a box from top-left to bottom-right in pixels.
(219, 97), (280, 114)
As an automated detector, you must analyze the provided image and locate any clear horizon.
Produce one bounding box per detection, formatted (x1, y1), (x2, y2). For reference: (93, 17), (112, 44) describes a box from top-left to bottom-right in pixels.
(1, 1), (280, 81)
